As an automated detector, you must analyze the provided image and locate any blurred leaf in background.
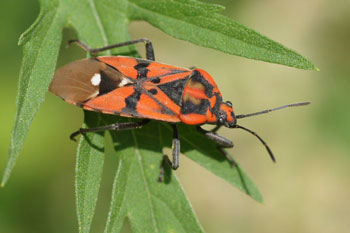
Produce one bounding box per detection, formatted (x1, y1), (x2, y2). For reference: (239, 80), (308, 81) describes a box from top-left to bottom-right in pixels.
(314, 8), (350, 151)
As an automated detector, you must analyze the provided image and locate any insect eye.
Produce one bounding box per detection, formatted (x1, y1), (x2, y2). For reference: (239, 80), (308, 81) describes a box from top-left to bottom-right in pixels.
(226, 101), (232, 107)
(218, 111), (226, 124)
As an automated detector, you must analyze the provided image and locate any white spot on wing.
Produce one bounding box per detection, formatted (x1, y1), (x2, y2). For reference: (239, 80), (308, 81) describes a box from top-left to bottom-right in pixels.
(119, 77), (133, 87)
(91, 73), (101, 86)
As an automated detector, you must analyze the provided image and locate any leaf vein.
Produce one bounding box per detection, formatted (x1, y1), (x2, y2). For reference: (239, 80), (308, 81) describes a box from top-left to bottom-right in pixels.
(130, 127), (159, 233)
(88, 0), (110, 55)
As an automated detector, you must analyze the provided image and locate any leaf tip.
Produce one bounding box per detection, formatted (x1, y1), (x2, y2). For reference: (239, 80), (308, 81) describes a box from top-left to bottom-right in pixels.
(256, 195), (264, 203)
(307, 62), (319, 71)
(1, 176), (8, 187)
(214, 5), (225, 12)
(1, 166), (11, 186)
(18, 35), (25, 46)
(250, 190), (264, 203)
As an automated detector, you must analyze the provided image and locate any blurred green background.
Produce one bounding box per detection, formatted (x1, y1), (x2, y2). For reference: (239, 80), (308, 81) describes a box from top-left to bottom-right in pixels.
(1, 0), (349, 232)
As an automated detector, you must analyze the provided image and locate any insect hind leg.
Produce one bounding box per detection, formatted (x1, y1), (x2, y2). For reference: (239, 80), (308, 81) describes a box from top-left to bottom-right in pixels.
(158, 124), (180, 182)
(68, 38), (155, 61)
(70, 119), (150, 141)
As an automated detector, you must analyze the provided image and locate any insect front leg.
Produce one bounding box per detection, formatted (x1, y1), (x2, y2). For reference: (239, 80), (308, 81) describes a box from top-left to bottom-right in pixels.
(158, 124), (180, 182)
(197, 126), (233, 148)
(68, 38), (155, 61)
(210, 125), (222, 133)
(70, 119), (150, 141)
(196, 126), (236, 166)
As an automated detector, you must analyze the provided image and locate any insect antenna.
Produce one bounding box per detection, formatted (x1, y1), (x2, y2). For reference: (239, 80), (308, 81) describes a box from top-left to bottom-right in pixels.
(233, 102), (309, 162)
(233, 124), (276, 162)
(236, 102), (310, 119)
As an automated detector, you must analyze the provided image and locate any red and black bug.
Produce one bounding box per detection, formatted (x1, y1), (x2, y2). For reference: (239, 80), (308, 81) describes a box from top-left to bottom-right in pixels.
(49, 38), (309, 181)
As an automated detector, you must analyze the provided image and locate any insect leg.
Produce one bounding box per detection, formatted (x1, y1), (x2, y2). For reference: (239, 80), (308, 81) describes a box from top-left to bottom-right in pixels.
(68, 38), (155, 61)
(70, 119), (150, 141)
(158, 155), (171, 182)
(171, 124), (180, 170)
(210, 125), (222, 133)
(196, 126), (236, 166)
(196, 126), (233, 148)
(158, 124), (180, 182)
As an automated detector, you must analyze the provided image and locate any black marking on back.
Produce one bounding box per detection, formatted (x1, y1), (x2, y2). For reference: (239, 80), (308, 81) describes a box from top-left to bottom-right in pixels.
(181, 98), (210, 115)
(98, 70), (118, 96)
(208, 92), (223, 122)
(158, 78), (189, 106)
(190, 70), (214, 98)
(134, 59), (150, 79)
(146, 68), (188, 80)
(212, 92), (223, 114)
(157, 68), (189, 77)
(141, 89), (176, 116)
(150, 77), (161, 83)
(122, 89), (142, 114)
(149, 88), (158, 95)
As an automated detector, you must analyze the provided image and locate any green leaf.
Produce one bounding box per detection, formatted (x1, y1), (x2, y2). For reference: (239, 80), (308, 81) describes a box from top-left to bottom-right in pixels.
(76, 111), (105, 233)
(128, 0), (316, 70)
(103, 117), (206, 233)
(1, 0), (64, 186)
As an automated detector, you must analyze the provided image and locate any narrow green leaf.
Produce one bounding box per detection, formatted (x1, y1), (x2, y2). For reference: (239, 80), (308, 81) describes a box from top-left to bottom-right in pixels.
(103, 117), (204, 233)
(75, 111), (105, 233)
(128, 0), (316, 70)
(1, 0), (64, 186)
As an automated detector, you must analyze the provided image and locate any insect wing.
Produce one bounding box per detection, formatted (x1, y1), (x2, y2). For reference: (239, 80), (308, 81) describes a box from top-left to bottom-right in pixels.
(50, 58), (130, 104)
(50, 57), (192, 122)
